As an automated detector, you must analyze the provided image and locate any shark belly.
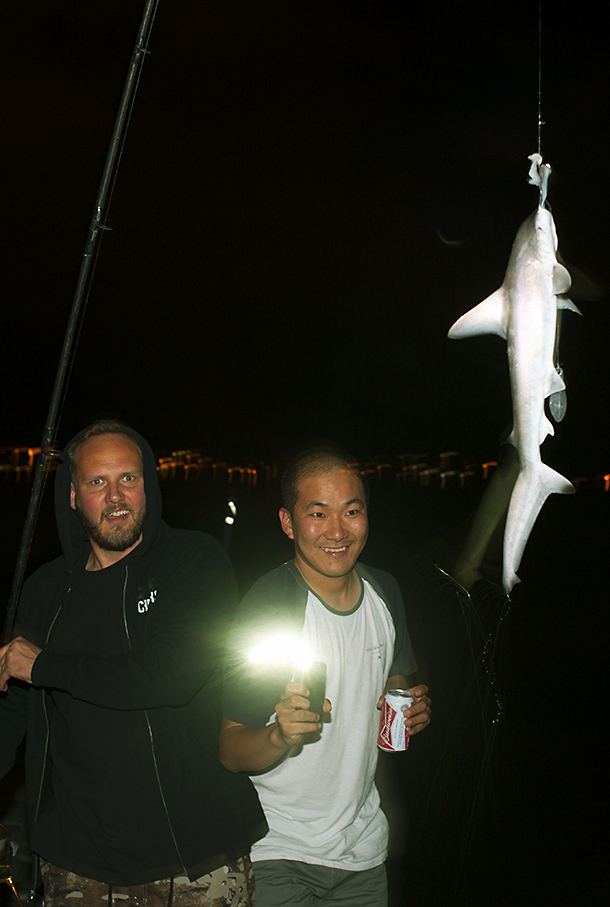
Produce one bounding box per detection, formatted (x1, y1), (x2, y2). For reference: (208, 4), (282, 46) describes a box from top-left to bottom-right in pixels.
(503, 267), (573, 591)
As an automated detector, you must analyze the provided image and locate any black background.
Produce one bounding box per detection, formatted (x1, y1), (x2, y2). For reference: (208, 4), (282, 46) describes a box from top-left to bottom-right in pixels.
(1, 0), (607, 468)
(1, 3), (608, 905)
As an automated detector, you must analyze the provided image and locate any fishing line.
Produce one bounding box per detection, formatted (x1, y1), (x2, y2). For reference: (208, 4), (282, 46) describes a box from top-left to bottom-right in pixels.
(401, 555), (510, 902)
(537, 1), (543, 156)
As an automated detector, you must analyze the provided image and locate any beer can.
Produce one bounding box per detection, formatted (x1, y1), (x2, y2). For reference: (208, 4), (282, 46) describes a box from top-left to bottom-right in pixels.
(377, 689), (413, 752)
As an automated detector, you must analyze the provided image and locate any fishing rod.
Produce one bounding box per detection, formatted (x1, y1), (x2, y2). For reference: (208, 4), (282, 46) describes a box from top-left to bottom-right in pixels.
(2, 0), (161, 644)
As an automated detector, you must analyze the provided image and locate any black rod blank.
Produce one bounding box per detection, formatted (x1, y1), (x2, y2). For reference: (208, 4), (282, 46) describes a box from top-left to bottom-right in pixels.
(2, 0), (160, 644)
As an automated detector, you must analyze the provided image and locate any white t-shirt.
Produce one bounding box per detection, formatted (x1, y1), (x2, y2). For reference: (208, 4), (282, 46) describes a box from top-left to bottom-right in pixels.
(250, 579), (397, 870)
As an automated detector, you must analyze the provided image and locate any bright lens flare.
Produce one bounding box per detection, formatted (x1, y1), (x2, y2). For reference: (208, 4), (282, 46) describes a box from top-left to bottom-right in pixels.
(248, 634), (315, 671)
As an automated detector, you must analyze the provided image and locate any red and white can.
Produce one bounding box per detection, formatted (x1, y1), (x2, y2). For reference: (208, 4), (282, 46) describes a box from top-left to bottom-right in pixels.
(377, 689), (413, 752)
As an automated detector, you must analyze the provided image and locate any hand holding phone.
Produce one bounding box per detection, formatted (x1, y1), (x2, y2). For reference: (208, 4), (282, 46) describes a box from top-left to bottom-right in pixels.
(303, 661), (327, 717)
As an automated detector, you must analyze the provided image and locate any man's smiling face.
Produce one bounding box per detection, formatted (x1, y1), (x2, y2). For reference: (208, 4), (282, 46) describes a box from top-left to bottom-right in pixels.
(279, 468), (368, 587)
(70, 433), (147, 557)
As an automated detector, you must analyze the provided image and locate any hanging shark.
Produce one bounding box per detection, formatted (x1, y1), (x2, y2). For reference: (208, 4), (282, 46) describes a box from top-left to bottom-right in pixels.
(448, 156), (581, 592)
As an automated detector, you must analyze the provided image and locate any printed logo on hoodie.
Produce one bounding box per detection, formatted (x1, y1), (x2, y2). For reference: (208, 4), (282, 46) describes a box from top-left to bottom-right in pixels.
(138, 589), (157, 613)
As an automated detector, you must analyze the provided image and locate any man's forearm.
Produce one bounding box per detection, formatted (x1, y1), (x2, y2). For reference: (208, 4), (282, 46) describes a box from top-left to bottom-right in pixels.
(220, 682), (326, 772)
(0, 637), (41, 692)
(219, 721), (291, 774)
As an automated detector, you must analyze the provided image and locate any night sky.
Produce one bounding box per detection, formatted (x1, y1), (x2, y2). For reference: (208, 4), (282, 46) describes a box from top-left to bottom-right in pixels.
(2, 0), (608, 471)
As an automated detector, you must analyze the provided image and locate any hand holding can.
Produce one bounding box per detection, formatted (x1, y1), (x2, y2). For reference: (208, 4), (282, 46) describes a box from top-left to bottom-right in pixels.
(377, 689), (414, 752)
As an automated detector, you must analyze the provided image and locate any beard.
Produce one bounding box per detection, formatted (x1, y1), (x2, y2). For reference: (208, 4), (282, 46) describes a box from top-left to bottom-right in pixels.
(75, 499), (148, 552)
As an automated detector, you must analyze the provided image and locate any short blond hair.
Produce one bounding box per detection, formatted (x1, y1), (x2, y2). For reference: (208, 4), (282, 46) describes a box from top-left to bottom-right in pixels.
(67, 420), (142, 482)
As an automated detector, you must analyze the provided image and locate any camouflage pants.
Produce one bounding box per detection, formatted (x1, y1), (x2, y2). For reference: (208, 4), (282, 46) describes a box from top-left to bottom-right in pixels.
(40, 857), (254, 907)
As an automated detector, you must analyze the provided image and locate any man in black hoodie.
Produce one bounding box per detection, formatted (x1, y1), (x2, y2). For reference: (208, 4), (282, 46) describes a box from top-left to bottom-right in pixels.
(0, 420), (266, 907)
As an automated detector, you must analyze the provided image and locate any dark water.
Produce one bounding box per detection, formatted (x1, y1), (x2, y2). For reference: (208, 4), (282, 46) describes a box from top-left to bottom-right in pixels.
(1, 473), (607, 906)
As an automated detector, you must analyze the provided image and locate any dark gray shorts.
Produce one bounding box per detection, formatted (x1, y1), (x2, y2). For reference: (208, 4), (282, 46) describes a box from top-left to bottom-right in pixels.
(40, 858), (254, 907)
(253, 859), (387, 907)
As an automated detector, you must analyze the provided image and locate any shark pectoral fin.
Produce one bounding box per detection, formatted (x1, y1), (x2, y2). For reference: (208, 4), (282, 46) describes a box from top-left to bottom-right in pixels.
(557, 295), (582, 315)
(448, 288), (507, 340)
(553, 263), (572, 296)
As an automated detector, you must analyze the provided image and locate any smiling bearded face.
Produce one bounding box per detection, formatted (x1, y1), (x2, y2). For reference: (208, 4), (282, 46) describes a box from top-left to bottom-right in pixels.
(70, 433), (148, 553)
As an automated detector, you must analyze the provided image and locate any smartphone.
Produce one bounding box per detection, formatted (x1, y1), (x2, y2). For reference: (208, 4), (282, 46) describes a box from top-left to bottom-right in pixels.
(303, 661), (327, 718)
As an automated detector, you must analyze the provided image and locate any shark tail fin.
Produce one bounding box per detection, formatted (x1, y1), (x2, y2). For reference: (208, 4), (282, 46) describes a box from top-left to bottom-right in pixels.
(503, 463), (574, 593)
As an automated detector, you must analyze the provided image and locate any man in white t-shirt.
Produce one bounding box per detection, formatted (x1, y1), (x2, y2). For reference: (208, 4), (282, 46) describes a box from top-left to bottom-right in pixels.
(220, 449), (431, 907)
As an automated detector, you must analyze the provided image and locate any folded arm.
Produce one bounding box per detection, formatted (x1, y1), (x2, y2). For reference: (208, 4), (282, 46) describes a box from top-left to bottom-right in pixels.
(0, 637), (41, 692)
(4, 545), (237, 711)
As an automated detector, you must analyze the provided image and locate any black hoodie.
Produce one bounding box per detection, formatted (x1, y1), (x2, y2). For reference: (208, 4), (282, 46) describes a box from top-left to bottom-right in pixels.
(0, 426), (266, 886)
